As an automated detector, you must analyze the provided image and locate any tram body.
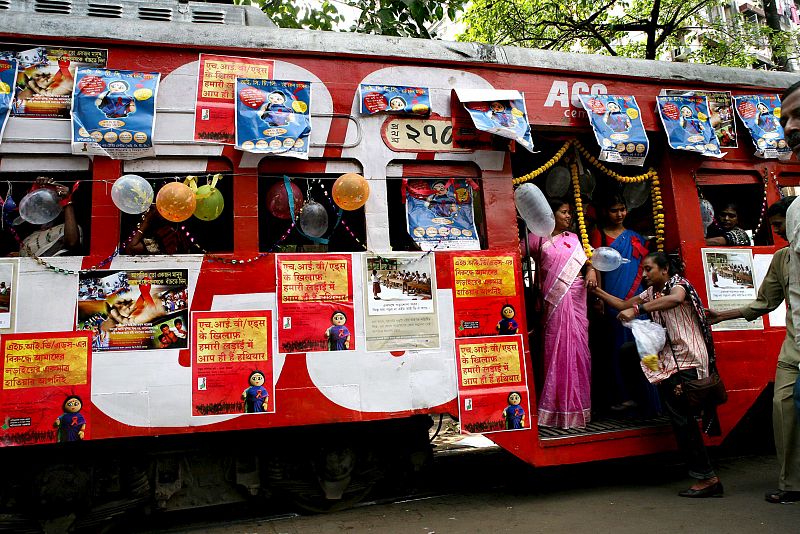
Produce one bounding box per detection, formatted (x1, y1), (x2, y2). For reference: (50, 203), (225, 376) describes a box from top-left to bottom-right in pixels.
(0, 0), (796, 520)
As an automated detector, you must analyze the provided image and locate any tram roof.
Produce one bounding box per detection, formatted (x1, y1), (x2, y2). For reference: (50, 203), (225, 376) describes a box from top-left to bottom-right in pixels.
(0, 7), (797, 91)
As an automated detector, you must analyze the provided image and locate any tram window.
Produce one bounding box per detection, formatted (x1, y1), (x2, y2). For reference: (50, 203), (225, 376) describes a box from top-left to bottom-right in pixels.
(0, 172), (91, 257)
(698, 183), (768, 246)
(258, 175), (366, 252)
(121, 174), (234, 254)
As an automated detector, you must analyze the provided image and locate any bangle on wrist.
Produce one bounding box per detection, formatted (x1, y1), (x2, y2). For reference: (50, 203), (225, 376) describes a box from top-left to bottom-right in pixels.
(633, 304), (641, 315)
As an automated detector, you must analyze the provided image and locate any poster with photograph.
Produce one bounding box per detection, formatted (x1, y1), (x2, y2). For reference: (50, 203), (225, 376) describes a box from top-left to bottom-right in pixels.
(70, 67), (160, 159)
(452, 253), (522, 338)
(194, 54), (273, 144)
(235, 78), (311, 158)
(656, 94), (724, 157)
(0, 260), (16, 332)
(359, 84), (430, 115)
(276, 254), (354, 353)
(456, 335), (530, 434)
(0, 45), (107, 119)
(363, 253), (439, 351)
(733, 94), (790, 160)
(76, 269), (189, 351)
(702, 248), (762, 331)
(664, 89), (737, 148)
(578, 94), (649, 166)
(405, 178), (480, 251)
(0, 59), (16, 144)
(0, 331), (91, 447)
(192, 311), (273, 417)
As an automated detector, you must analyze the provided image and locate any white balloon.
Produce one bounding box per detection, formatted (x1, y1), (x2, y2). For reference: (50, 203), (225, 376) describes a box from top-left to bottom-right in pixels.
(591, 246), (631, 272)
(19, 188), (62, 225)
(299, 201), (329, 238)
(111, 174), (154, 214)
(623, 181), (650, 209)
(515, 183), (555, 238)
(545, 166), (570, 198)
(700, 199), (714, 228)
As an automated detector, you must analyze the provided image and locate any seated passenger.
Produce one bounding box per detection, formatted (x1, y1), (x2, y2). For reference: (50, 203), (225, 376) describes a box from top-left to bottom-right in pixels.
(125, 209), (191, 255)
(17, 177), (82, 257)
(705, 202), (751, 246)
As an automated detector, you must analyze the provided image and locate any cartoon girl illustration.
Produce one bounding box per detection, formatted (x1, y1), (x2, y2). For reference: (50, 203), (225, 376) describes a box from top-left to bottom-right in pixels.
(603, 101), (631, 134)
(325, 310), (351, 351)
(95, 80), (136, 119)
(679, 105), (704, 136)
(258, 90), (292, 127)
(55, 395), (86, 442)
(489, 101), (515, 128)
(502, 391), (525, 430)
(757, 102), (779, 134)
(496, 304), (519, 335)
(425, 181), (457, 218)
(242, 370), (269, 413)
(388, 96), (406, 111)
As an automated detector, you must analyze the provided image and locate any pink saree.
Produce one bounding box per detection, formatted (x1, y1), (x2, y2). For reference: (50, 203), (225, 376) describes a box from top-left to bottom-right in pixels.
(530, 232), (592, 429)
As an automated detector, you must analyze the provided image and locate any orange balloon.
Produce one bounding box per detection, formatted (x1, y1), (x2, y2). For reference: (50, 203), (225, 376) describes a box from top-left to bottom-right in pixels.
(156, 182), (197, 222)
(332, 173), (370, 211)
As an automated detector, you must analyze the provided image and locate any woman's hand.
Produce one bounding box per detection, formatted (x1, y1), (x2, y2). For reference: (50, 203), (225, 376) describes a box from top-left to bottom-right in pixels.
(617, 307), (636, 323)
(584, 268), (598, 290)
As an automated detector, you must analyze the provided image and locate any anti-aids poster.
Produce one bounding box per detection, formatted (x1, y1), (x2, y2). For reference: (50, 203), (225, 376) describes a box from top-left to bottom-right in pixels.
(734, 94), (791, 160)
(455, 335), (530, 434)
(76, 269), (189, 351)
(235, 78), (311, 158)
(192, 311), (273, 416)
(359, 84), (430, 115)
(70, 68), (160, 159)
(452, 253), (523, 338)
(404, 179), (480, 251)
(0, 59), (17, 144)
(363, 253), (440, 351)
(454, 88), (534, 152)
(0, 331), (91, 446)
(578, 94), (649, 166)
(194, 54), (273, 144)
(656, 94), (724, 158)
(276, 254), (354, 353)
(702, 248), (763, 332)
(664, 89), (737, 148)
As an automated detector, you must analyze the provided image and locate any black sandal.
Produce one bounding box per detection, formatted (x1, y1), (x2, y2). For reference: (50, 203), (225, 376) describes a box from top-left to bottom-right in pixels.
(765, 489), (800, 504)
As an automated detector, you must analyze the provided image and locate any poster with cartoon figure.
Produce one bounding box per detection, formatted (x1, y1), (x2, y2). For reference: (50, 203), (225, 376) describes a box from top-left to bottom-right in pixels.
(656, 95), (724, 158)
(0, 45), (107, 119)
(578, 94), (649, 166)
(451, 253), (523, 338)
(405, 179), (480, 251)
(191, 311), (274, 417)
(276, 254), (355, 353)
(734, 94), (791, 160)
(70, 68), (160, 159)
(0, 58), (15, 145)
(235, 78), (311, 158)
(76, 269), (189, 351)
(0, 259), (17, 332)
(453, 88), (534, 152)
(455, 335), (531, 434)
(0, 331), (91, 447)
(359, 84), (431, 115)
(664, 90), (737, 148)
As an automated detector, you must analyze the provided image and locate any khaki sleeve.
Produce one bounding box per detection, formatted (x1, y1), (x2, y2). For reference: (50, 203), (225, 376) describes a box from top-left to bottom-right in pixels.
(739, 252), (785, 321)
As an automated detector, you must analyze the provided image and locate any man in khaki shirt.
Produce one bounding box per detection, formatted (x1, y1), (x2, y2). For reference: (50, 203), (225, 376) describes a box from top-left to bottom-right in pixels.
(707, 196), (800, 503)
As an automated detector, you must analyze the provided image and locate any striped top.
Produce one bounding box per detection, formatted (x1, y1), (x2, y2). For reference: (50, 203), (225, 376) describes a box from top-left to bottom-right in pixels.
(638, 286), (710, 384)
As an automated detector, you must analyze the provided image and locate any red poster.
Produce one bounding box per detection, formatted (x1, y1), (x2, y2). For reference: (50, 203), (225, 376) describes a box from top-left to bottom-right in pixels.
(192, 311), (273, 416)
(194, 54), (274, 144)
(455, 335), (530, 434)
(277, 254), (355, 353)
(0, 331), (92, 446)
(452, 253), (523, 338)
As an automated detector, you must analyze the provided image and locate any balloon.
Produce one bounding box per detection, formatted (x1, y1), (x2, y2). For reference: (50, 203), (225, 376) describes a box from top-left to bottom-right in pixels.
(194, 184), (224, 221)
(299, 200), (329, 237)
(19, 188), (62, 225)
(266, 182), (304, 220)
(623, 181), (650, 209)
(545, 166), (570, 198)
(578, 168), (596, 200)
(332, 173), (370, 211)
(156, 182), (196, 222)
(111, 174), (154, 214)
(591, 246), (631, 272)
(700, 199), (714, 228)
(515, 183), (555, 238)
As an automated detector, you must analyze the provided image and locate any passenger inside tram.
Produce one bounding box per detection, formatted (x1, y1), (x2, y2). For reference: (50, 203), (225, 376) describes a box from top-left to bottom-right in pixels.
(125, 208), (191, 255)
(705, 202), (752, 246)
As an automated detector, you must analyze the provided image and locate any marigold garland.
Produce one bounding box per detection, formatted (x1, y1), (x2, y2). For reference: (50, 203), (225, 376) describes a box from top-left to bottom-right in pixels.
(569, 163), (592, 258)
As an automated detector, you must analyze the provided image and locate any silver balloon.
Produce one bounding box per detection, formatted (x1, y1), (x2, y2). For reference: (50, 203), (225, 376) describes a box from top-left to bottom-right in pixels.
(623, 181), (650, 209)
(111, 174), (154, 214)
(700, 199), (714, 228)
(545, 166), (570, 198)
(591, 246), (631, 272)
(515, 183), (555, 238)
(299, 201), (329, 238)
(19, 188), (62, 225)
(578, 168), (596, 199)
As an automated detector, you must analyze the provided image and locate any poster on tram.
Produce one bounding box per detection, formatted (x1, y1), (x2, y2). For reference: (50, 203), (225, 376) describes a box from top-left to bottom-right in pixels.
(359, 84), (430, 115)
(0, 258), (16, 333)
(733, 94), (791, 160)
(0, 58), (17, 143)
(663, 89), (737, 148)
(453, 88), (534, 152)
(0, 331), (92, 447)
(578, 94), (649, 166)
(276, 254), (355, 353)
(191, 310), (274, 417)
(702, 248), (763, 332)
(76, 269), (189, 351)
(404, 178), (480, 251)
(656, 94), (724, 158)
(455, 335), (530, 434)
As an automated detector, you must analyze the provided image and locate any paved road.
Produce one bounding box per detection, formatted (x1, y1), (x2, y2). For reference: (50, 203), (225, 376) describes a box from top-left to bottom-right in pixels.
(150, 449), (796, 534)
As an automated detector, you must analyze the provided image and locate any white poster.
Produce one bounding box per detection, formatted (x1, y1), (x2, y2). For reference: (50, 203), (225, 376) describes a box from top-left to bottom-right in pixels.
(702, 248), (762, 331)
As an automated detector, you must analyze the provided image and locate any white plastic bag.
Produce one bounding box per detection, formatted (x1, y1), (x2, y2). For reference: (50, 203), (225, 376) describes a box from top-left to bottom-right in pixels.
(623, 319), (666, 371)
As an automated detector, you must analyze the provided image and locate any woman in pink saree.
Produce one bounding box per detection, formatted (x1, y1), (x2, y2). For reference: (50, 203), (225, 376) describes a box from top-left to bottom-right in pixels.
(529, 199), (596, 428)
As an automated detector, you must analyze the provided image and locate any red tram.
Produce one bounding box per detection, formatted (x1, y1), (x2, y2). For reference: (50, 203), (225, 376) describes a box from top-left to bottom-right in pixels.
(0, 0), (796, 526)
